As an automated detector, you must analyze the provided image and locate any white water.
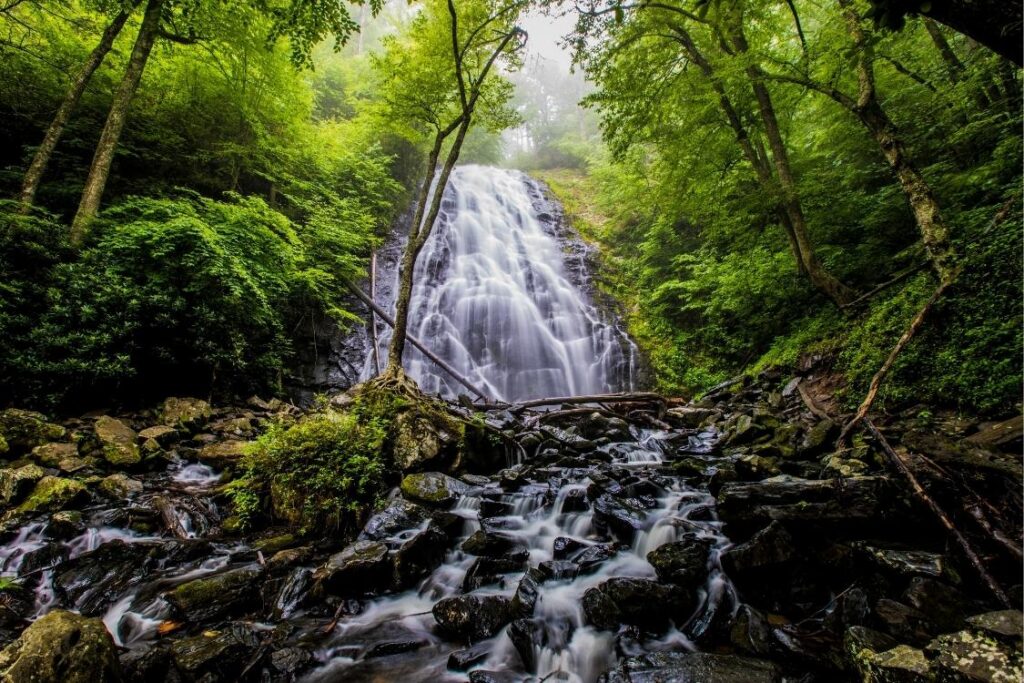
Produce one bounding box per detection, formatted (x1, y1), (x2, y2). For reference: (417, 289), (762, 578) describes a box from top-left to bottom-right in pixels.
(377, 165), (638, 402)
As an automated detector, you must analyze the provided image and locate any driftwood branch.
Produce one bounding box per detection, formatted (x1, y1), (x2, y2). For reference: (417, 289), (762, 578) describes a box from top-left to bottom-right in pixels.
(864, 420), (1010, 607)
(839, 261), (928, 310)
(343, 278), (490, 402)
(485, 392), (666, 411)
(796, 381), (832, 420)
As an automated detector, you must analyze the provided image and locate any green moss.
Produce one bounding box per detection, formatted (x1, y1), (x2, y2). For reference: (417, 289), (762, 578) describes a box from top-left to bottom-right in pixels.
(16, 476), (86, 514)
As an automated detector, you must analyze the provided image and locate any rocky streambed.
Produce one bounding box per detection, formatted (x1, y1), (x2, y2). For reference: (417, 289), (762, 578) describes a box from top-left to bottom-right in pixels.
(0, 373), (1020, 682)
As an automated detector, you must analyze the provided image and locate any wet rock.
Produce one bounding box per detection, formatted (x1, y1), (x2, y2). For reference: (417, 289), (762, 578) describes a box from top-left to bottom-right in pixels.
(48, 510), (84, 539)
(600, 651), (780, 683)
(159, 397), (212, 431)
(536, 560), (579, 582)
(480, 499), (515, 517)
(461, 529), (528, 558)
(966, 610), (1023, 641)
(926, 628), (1023, 683)
(716, 475), (893, 529)
(553, 536), (586, 560)
(94, 415), (141, 466)
(358, 499), (432, 541)
(138, 424), (179, 447)
(862, 644), (931, 682)
(393, 527), (448, 588)
(463, 556), (528, 591)
(720, 521), (795, 576)
(29, 442), (78, 468)
(469, 671), (524, 683)
(448, 641), (492, 670)
(729, 604), (774, 656)
(170, 622), (261, 679)
(583, 578), (690, 632)
(735, 454), (781, 480)
(874, 599), (935, 645)
(0, 409), (66, 456)
(19, 542), (68, 576)
(0, 610), (121, 683)
(903, 577), (972, 633)
(903, 431), (1022, 479)
(197, 439), (248, 468)
(647, 536), (712, 588)
(432, 594), (514, 640)
(120, 644), (178, 683)
(844, 624), (900, 669)
(0, 464), (44, 506)
(575, 544), (616, 574)
(364, 640), (426, 658)
(799, 419), (839, 456)
(400, 471), (469, 507)
(965, 415), (1023, 451)
(98, 473), (144, 498)
(858, 544), (945, 580)
(315, 540), (391, 596)
(665, 406), (719, 429)
(592, 494), (648, 542)
(270, 646), (313, 675)
(725, 414), (768, 447)
(512, 570), (539, 617)
(167, 567), (263, 621)
(17, 475), (87, 514)
(823, 454), (870, 478)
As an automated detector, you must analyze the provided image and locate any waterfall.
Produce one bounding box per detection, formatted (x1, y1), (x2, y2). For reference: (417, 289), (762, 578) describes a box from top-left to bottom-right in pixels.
(372, 165), (638, 402)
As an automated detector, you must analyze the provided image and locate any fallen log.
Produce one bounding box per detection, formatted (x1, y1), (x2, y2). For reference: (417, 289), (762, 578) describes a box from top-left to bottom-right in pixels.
(864, 419), (1010, 607)
(484, 392), (667, 411)
(369, 251), (381, 376)
(342, 278), (490, 402)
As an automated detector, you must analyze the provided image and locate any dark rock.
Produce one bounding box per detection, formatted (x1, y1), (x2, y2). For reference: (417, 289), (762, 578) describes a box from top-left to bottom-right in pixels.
(358, 499), (432, 541)
(120, 645), (180, 683)
(600, 651), (780, 683)
(926, 628), (1023, 682)
(315, 540), (391, 596)
(560, 487), (589, 512)
(904, 430), (1022, 478)
(903, 577), (973, 633)
(364, 640), (426, 658)
(462, 555), (528, 591)
(508, 618), (543, 672)
(393, 527), (448, 589)
(400, 471), (469, 507)
(729, 604), (774, 656)
(270, 646), (313, 674)
(646, 536), (712, 587)
(843, 624), (900, 669)
(448, 641), (492, 670)
(874, 598), (935, 645)
(965, 415), (1023, 451)
(720, 521), (795, 576)
(0, 610), (121, 683)
(170, 622), (261, 679)
(582, 587), (621, 631)
(512, 570), (539, 617)
(592, 494), (648, 542)
(479, 499), (514, 517)
(461, 529), (527, 558)
(716, 475), (893, 529)
(469, 671), (525, 683)
(167, 567), (263, 622)
(966, 610), (1024, 641)
(432, 594), (514, 640)
(54, 540), (161, 616)
(536, 560), (579, 582)
(575, 544), (616, 574)
(665, 406), (719, 429)
(584, 578), (690, 632)
(798, 419), (838, 456)
(553, 536), (586, 560)
(858, 545), (945, 579)
(18, 542), (68, 576)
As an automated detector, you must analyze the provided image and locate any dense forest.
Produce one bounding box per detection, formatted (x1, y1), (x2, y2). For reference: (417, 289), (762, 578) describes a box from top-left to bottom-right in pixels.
(0, 1), (1020, 682)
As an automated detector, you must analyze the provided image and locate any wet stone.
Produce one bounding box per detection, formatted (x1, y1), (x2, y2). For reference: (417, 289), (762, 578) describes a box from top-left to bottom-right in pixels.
(358, 499), (432, 541)
(432, 594), (514, 640)
(400, 471), (469, 507)
(646, 535), (712, 588)
(552, 536), (586, 560)
(926, 629), (1023, 683)
(170, 622), (260, 679)
(315, 540), (391, 596)
(167, 566), (263, 622)
(461, 529), (528, 558)
(393, 527), (448, 589)
(270, 646), (313, 674)
(463, 555), (528, 591)
(601, 651), (781, 683)
(364, 640), (426, 659)
(966, 610), (1024, 641)
(448, 641), (492, 670)
(592, 494), (648, 543)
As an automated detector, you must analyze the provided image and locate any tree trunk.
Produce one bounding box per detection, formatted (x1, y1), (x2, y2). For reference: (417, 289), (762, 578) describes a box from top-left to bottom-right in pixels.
(70, 0), (163, 246)
(18, 4), (136, 212)
(724, 15), (856, 306)
(923, 17), (967, 82)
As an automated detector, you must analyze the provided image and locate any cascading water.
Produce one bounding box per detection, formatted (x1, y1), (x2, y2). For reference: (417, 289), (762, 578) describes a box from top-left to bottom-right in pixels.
(370, 165), (638, 402)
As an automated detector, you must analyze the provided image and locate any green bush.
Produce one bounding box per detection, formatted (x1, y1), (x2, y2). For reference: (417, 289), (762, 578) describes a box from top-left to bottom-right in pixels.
(237, 407), (392, 534)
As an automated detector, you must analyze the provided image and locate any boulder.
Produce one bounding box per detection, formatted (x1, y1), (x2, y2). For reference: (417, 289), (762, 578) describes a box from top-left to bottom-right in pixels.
(720, 521), (795, 576)
(17, 475), (87, 514)
(0, 610), (121, 683)
(448, 641), (492, 670)
(0, 409), (66, 456)
(926, 629), (1023, 683)
(314, 540), (391, 596)
(665, 406), (719, 429)
(461, 529), (528, 558)
(30, 442), (78, 468)
(197, 440), (248, 467)
(167, 567), (263, 622)
(98, 473), (144, 498)
(94, 416), (141, 467)
(159, 397), (212, 431)
(965, 415), (1023, 450)
(966, 610), (1023, 641)
(874, 599), (935, 645)
(392, 408), (460, 472)
(903, 578), (973, 633)
(582, 578), (690, 632)
(592, 494), (648, 542)
(432, 594), (514, 640)
(463, 556), (529, 591)
(170, 622), (261, 679)
(799, 418), (839, 456)
(359, 499), (433, 541)
(393, 527), (449, 589)
(862, 644), (932, 683)
(54, 540), (161, 616)
(716, 475), (893, 529)
(137, 425), (179, 447)
(646, 536), (712, 587)
(859, 545), (945, 580)
(0, 464), (45, 506)
(399, 472), (469, 507)
(601, 652), (780, 683)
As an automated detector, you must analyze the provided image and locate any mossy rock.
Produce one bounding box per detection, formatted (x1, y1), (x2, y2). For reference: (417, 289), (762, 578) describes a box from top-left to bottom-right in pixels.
(94, 416), (140, 467)
(98, 473), (144, 498)
(400, 472), (469, 507)
(198, 440), (249, 467)
(160, 397), (212, 431)
(31, 442), (79, 468)
(865, 644), (932, 682)
(0, 609), (121, 683)
(17, 476), (88, 514)
(0, 409), (66, 456)
(167, 567), (262, 622)
(0, 464), (45, 506)
(0, 435), (7, 456)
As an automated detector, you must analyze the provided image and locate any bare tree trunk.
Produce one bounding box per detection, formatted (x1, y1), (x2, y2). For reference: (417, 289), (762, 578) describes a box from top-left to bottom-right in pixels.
(923, 17), (967, 82)
(724, 13), (856, 306)
(18, 4), (136, 212)
(70, 0), (163, 246)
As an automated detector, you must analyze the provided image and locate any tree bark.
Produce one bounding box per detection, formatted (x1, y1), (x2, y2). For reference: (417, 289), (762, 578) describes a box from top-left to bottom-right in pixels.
(723, 12), (856, 306)
(18, 4), (137, 212)
(70, 0), (164, 246)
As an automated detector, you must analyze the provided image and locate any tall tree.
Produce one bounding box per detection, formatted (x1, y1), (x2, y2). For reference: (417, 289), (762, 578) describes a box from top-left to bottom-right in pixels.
(18, 1), (140, 212)
(374, 0), (526, 381)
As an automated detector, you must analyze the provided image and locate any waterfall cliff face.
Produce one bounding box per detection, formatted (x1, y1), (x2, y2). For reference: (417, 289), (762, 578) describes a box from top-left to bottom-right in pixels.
(369, 165), (639, 402)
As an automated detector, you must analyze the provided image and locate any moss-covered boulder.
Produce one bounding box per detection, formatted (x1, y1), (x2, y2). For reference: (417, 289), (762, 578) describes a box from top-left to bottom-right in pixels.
(160, 397), (212, 431)
(926, 629), (1022, 682)
(392, 404), (463, 472)
(94, 416), (140, 467)
(30, 442), (79, 468)
(400, 472), (469, 507)
(98, 473), (144, 498)
(0, 409), (66, 456)
(17, 476), (88, 514)
(863, 644), (932, 682)
(138, 425), (179, 447)
(0, 464), (45, 507)
(0, 609), (121, 683)
(198, 440), (248, 467)
(167, 567), (263, 622)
